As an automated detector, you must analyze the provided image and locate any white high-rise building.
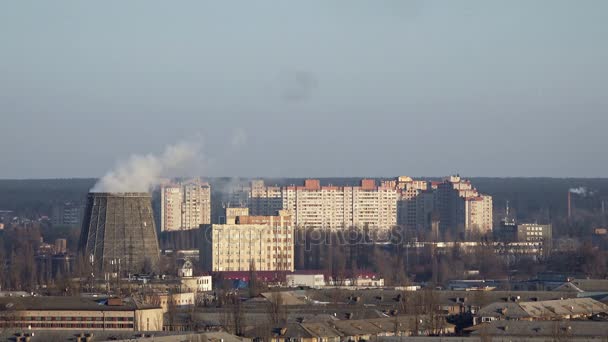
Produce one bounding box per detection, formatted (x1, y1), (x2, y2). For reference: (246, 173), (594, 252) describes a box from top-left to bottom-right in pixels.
(160, 180), (211, 231)
(250, 179), (398, 230)
(183, 181), (211, 229)
(161, 185), (183, 232)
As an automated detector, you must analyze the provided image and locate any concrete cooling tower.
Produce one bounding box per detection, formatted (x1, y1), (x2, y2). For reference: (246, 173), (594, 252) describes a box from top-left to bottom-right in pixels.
(78, 192), (160, 274)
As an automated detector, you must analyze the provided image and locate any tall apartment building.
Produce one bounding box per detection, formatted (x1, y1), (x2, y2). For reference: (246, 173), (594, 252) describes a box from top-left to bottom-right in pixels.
(51, 202), (84, 226)
(386, 176), (435, 231)
(161, 185), (183, 231)
(249, 180), (284, 216)
(183, 181), (211, 228)
(436, 175), (493, 239)
(200, 212), (294, 272)
(160, 180), (211, 232)
(249, 179), (398, 230)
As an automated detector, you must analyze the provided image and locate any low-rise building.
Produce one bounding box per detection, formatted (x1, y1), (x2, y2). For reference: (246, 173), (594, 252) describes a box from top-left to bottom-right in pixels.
(495, 221), (552, 243)
(177, 259), (194, 278)
(151, 292), (195, 313)
(469, 320), (608, 339)
(271, 316), (454, 341)
(225, 207), (250, 224)
(0, 297), (163, 331)
(353, 276), (385, 287)
(327, 276), (385, 287)
(179, 275), (212, 292)
(476, 297), (608, 324)
(552, 278), (608, 293)
(286, 274), (326, 288)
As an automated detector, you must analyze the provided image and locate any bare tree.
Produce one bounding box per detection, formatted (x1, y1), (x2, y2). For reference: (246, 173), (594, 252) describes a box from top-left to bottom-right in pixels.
(248, 260), (262, 298)
(228, 293), (245, 336)
(551, 321), (572, 342)
(165, 292), (180, 332)
(266, 291), (285, 325)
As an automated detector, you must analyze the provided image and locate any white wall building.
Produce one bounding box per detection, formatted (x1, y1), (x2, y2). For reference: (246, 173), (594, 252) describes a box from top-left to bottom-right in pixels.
(250, 179), (397, 230)
(160, 180), (211, 231)
(201, 217), (294, 272)
(286, 274), (326, 288)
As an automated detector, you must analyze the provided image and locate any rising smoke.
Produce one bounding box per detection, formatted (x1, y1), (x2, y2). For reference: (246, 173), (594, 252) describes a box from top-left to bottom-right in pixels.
(569, 187), (593, 196)
(91, 140), (205, 193)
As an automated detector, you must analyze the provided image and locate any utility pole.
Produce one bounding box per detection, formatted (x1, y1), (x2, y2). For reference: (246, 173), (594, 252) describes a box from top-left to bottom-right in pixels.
(89, 254), (95, 293)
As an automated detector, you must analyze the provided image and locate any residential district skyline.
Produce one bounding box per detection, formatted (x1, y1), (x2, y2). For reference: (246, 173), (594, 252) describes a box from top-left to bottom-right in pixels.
(1, 1), (607, 179)
(159, 176), (494, 240)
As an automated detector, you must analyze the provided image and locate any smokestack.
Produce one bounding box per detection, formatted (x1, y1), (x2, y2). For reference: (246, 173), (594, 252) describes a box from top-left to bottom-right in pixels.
(568, 191), (572, 219)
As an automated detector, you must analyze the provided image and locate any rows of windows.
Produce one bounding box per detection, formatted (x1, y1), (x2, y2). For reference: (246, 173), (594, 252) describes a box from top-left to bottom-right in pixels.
(0, 322), (134, 329)
(0, 316), (133, 322)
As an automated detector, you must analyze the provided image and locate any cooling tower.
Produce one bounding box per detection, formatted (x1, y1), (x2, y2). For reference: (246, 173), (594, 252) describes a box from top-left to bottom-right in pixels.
(79, 192), (160, 274)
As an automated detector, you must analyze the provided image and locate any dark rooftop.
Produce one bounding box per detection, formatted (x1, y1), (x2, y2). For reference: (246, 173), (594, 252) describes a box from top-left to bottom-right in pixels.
(0, 296), (159, 312)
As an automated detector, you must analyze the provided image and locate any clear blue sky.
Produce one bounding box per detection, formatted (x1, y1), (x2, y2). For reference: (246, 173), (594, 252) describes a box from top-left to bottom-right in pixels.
(1, 0), (606, 178)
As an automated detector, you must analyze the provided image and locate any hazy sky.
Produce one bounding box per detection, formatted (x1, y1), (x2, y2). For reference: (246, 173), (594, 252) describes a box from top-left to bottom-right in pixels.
(1, 0), (607, 179)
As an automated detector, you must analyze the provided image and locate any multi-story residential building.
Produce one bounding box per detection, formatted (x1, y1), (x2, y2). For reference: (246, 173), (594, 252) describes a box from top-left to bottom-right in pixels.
(436, 175), (493, 239)
(183, 181), (211, 229)
(51, 202), (84, 226)
(222, 180), (251, 208)
(160, 180), (211, 231)
(161, 185), (183, 231)
(465, 195), (493, 234)
(249, 180), (284, 216)
(249, 179), (398, 230)
(200, 212), (294, 272)
(387, 176), (435, 231)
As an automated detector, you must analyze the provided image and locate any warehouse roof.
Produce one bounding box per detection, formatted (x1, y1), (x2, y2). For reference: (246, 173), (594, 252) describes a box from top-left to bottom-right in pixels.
(0, 296), (159, 312)
(519, 297), (608, 318)
(470, 320), (608, 337)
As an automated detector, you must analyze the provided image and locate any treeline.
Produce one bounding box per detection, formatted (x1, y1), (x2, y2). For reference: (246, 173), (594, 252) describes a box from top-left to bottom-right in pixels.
(294, 226), (608, 284)
(292, 227), (511, 285)
(0, 222), (81, 291)
(0, 178), (95, 217)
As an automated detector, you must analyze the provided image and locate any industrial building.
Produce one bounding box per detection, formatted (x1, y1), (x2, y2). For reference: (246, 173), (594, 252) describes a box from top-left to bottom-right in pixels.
(0, 296), (163, 331)
(495, 221), (553, 243)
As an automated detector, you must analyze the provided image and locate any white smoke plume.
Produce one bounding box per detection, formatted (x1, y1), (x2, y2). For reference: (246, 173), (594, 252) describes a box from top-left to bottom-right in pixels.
(230, 127), (248, 150)
(91, 140), (205, 193)
(569, 187), (591, 196)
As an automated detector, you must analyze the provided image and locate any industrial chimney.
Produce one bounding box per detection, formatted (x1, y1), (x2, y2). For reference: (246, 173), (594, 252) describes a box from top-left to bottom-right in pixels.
(567, 191), (572, 220)
(78, 192), (161, 274)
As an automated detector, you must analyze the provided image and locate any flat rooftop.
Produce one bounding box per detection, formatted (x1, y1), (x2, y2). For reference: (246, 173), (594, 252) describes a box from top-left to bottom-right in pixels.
(0, 296), (159, 312)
